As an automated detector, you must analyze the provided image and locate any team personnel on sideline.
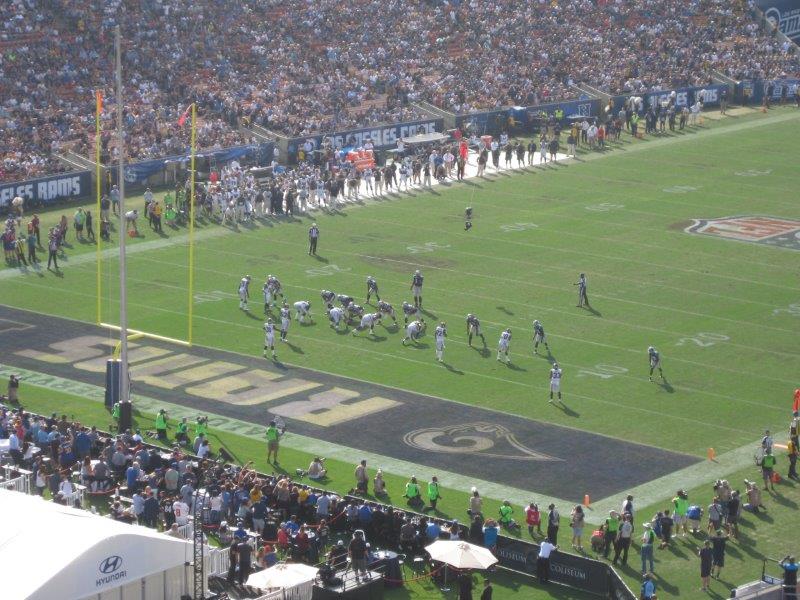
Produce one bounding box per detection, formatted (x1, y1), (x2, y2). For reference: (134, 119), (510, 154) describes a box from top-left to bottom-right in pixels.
(402, 319), (426, 345)
(294, 300), (312, 323)
(238, 275), (251, 310)
(402, 301), (418, 324)
(321, 289), (336, 312)
(574, 273), (589, 308)
(353, 312), (382, 336)
(434, 321), (447, 362)
(532, 320), (550, 355)
(466, 313), (486, 347)
(549, 362), (563, 403)
(366, 276), (381, 304)
(411, 270), (424, 308)
(497, 328), (512, 363)
(377, 300), (398, 325)
(280, 303), (291, 341)
(648, 346), (664, 381)
(263, 318), (277, 359)
(329, 306), (346, 330)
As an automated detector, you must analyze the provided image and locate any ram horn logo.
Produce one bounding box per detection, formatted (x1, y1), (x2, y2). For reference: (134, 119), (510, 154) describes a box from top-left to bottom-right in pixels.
(99, 555), (123, 574)
(403, 422), (562, 461)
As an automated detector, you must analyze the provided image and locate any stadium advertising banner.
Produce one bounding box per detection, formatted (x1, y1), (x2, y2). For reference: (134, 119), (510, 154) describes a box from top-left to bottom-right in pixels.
(757, 0), (800, 42)
(0, 171), (91, 207)
(122, 143), (274, 185)
(610, 84), (729, 113)
(763, 78), (799, 101)
(287, 118), (446, 156)
(493, 536), (635, 599)
(454, 98), (600, 133)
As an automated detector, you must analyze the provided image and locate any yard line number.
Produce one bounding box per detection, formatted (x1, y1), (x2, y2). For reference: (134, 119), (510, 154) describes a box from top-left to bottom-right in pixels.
(675, 332), (729, 347)
(585, 203), (624, 212)
(305, 264), (352, 277)
(773, 303), (800, 317)
(194, 290), (233, 304)
(734, 169), (772, 177)
(499, 223), (539, 233)
(577, 364), (629, 379)
(406, 242), (451, 254)
(663, 186), (698, 194)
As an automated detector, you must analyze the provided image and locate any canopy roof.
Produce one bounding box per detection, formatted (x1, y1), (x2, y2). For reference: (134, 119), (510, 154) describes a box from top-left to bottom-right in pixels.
(0, 490), (191, 600)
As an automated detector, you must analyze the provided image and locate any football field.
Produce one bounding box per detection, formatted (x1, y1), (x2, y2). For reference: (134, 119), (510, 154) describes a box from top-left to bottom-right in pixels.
(2, 106), (799, 521)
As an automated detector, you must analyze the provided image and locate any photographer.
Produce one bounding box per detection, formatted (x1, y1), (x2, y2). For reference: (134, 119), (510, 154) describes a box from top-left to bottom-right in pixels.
(780, 556), (798, 600)
(155, 409), (168, 441)
(7, 374), (20, 403)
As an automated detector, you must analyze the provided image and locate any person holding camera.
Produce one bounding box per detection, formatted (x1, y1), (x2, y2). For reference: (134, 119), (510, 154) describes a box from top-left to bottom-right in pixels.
(780, 556), (798, 599)
(266, 420), (281, 464)
(308, 457), (327, 480)
(155, 409), (168, 441)
(7, 374), (20, 403)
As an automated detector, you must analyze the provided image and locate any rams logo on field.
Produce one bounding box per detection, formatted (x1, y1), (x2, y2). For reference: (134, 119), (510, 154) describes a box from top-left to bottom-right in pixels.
(403, 422), (562, 461)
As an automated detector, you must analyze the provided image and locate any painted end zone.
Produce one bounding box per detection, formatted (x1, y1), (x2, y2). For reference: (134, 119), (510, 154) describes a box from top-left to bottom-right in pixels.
(0, 305), (698, 502)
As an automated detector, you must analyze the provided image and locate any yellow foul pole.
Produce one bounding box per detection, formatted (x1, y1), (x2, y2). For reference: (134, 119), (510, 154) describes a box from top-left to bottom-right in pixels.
(95, 90), (103, 324)
(187, 103), (196, 345)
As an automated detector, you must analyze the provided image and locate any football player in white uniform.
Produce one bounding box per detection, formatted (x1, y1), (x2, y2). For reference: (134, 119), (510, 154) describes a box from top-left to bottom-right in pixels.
(294, 300), (312, 324)
(497, 328), (512, 363)
(402, 319), (426, 345)
(280, 302), (291, 341)
(434, 321), (447, 362)
(263, 318), (276, 359)
(549, 362), (562, 403)
(353, 312), (382, 336)
(238, 275), (251, 310)
(532, 320), (550, 355)
(648, 346), (664, 381)
(328, 306), (346, 331)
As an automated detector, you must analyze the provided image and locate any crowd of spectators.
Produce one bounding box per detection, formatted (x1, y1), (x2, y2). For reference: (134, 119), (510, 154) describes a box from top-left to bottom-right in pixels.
(2, 0), (798, 183)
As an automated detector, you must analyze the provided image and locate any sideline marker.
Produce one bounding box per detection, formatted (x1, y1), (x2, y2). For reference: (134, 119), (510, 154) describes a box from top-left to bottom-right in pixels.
(707, 448), (716, 461)
(583, 494), (591, 508)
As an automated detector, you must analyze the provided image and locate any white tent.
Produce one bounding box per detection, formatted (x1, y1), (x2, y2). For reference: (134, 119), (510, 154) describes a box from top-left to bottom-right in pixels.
(246, 562), (318, 590)
(0, 489), (193, 600)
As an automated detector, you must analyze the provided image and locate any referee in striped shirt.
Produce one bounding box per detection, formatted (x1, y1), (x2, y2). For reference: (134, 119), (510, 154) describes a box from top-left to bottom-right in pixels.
(308, 223), (319, 255)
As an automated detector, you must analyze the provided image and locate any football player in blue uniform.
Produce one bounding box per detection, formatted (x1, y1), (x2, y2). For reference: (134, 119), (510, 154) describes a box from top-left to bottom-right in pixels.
(532, 319), (550, 355)
(648, 346), (664, 381)
(366, 276), (381, 304)
(410, 270), (424, 308)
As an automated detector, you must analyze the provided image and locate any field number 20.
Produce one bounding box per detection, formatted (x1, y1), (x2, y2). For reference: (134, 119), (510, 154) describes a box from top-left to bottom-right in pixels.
(577, 364), (628, 379)
(773, 303), (800, 317)
(676, 332), (729, 347)
(500, 223), (538, 233)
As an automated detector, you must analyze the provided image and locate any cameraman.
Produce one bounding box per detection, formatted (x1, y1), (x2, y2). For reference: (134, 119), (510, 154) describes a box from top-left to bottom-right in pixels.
(780, 556), (798, 599)
(308, 457), (327, 481)
(7, 374), (20, 403)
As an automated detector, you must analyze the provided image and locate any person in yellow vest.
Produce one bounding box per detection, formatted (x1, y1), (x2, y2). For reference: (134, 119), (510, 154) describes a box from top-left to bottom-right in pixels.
(195, 416), (209, 438)
(111, 402), (121, 424)
(672, 490), (689, 536)
(427, 476), (441, 512)
(603, 511), (620, 558)
(175, 418), (189, 445)
(155, 409), (168, 441)
(498, 500), (519, 531)
(404, 476), (423, 509)
(266, 420), (281, 465)
(787, 438), (798, 480)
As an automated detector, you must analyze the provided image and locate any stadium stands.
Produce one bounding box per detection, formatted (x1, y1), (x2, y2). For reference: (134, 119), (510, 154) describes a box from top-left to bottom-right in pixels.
(0, 0), (797, 182)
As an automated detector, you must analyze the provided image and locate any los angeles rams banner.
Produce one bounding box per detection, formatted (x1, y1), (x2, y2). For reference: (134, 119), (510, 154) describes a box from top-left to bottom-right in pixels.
(756, 0), (800, 42)
(287, 118), (445, 159)
(454, 98), (601, 133)
(0, 171), (91, 207)
(122, 143), (274, 185)
(610, 84), (730, 114)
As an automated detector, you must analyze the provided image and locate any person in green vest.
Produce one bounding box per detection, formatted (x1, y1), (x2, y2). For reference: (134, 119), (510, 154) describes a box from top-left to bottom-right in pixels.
(155, 409), (168, 441)
(266, 420), (281, 465)
(175, 417), (189, 445)
(195, 416), (208, 438)
(404, 476), (422, 509)
(111, 402), (121, 423)
(604, 510), (620, 558)
(498, 500), (519, 530)
(672, 490), (689, 537)
(761, 449), (777, 491)
(427, 476), (441, 512)
(630, 112), (640, 138)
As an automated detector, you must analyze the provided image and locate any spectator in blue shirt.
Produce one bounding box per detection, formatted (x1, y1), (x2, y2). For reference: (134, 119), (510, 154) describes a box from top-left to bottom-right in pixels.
(426, 519), (441, 540)
(358, 503), (373, 526)
(126, 462), (141, 493)
(483, 519), (499, 549)
(74, 430), (91, 458)
(641, 574), (656, 599)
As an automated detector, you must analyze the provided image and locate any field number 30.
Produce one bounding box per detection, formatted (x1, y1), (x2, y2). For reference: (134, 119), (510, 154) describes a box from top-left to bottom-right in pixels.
(773, 303), (800, 317)
(577, 364), (629, 379)
(676, 332), (729, 347)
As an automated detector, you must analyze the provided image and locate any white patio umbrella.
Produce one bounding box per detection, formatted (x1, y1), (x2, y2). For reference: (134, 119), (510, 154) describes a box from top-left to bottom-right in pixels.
(246, 561), (319, 589)
(425, 540), (498, 570)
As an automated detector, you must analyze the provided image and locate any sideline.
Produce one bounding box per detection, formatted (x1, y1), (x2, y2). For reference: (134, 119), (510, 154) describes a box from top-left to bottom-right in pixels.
(0, 362), (771, 524)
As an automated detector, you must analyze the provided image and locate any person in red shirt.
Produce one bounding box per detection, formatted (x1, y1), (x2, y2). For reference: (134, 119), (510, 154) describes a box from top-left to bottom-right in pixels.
(792, 388), (799, 417)
(526, 503), (542, 536)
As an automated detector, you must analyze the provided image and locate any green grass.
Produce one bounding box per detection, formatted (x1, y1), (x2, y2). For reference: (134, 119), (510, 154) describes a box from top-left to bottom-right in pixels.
(15, 382), (799, 600)
(4, 106), (800, 598)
